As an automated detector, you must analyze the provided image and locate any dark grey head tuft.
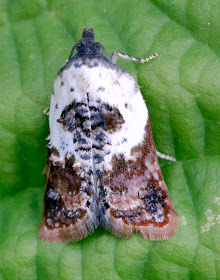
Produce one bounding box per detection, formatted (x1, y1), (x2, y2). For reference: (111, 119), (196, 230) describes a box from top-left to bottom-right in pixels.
(71, 28), (102, 58)
(82, 28), (95, 44)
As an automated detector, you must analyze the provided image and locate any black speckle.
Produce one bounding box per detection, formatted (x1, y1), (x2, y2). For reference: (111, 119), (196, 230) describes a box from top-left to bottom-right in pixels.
(85, 187), (90, 196)
(104, 202), (110, 209)
(91, 121), (105, 130)
(105, 104), (113, 111)
(55, 104), (58, 109)
(89, 106), (98, 112)
(92, 144), (103, 150)
(97, 87), (105, 92)
(87, 169), (93, 175)
(125, 103), (128, 108)
(86, 201), (91, 207)
(121, 138), (127, 144)
(70, 88), (74, 92)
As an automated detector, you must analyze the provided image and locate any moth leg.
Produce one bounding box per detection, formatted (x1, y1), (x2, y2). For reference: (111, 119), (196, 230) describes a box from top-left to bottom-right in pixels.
(110, 51), (158, 64)
(156, 150), (176, 162)
(43, 106), (50, 116)
(68, 43), (80, 60)
(95, 43), (111, 60)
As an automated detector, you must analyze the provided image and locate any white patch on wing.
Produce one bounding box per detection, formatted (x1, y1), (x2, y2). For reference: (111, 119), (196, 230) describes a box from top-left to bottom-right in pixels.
(49, 60), (148, 170)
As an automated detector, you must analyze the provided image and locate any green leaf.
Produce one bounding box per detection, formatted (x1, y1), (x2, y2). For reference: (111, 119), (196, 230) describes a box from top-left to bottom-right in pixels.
(0, 0), (219, 279)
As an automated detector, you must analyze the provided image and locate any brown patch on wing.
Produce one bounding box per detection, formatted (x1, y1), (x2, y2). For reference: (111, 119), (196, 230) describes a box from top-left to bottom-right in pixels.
(90, 104), (125, 133)
(102, 106), (125, 131)
(38, 151), (96, 242)
(101, 119), (178, 240)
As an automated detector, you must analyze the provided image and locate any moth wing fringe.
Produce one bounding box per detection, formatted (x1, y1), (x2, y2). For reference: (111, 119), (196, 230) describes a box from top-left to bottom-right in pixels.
(101, 208), (178, 240)
(135, 209), (179, 240)
(38, 216), (97, 242)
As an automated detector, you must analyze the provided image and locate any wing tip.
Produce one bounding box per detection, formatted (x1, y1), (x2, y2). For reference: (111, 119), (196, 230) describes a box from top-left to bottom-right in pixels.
(102, 208), (179, 241)
(38, 216), (97, 242)
(137, 209), (179, 241)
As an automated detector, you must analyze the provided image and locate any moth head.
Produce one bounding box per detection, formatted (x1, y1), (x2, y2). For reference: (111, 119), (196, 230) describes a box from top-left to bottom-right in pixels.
(75, 28), (102, 57)
(82, 28), (95, 44)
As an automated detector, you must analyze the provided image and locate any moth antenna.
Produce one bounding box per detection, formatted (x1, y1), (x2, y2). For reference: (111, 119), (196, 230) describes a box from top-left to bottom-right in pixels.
(156, 151), (176, 162)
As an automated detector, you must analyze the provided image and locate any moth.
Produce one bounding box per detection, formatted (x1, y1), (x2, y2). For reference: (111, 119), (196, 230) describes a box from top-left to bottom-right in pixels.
(38, 28), (178, 242)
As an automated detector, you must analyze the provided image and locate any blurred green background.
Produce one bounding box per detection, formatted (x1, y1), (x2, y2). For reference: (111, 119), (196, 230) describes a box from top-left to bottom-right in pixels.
(0, 0), (219, 279)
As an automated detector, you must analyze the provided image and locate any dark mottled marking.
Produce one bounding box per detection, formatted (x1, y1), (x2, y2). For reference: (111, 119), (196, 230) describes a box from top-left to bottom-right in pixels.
(55, 104), (58, 109)
(77, 108), (89, 114)
(96, 169), (106, 177)
(80, 153), (91, 160)
(94, 153), (104, 164)
(105, 104), (112, 111)
(91, 112), (104, 122)
(125, 103), (128, 108)
(88, 61), (99, 68)
(70, 88), (74, 92)
(60, 81), (64, 86)
(94, 131), (106, 144)
(126, 213), (134, 218)
(73, 131), (88, 144)
(91, 121), (105, 130)
(89, 106), (98, 112)
(102, 107), (125, 132)
(76, 147), (91, 152)
(134, 210), (142, 215)
(82, 128), (91, 137)
(92, 144), (103, 150)
(43, 161), (87, 229)
(102, 120), (178, 231)
(104, 202), (110, 209)
(84, 187), (91, 196)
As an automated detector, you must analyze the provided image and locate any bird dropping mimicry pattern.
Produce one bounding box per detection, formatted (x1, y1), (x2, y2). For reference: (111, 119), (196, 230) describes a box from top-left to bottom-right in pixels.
(38, 28), (178, 242)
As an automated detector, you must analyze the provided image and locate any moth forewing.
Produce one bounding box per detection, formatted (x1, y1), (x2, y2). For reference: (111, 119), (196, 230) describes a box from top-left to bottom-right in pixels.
(38, 28), (178, 242)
